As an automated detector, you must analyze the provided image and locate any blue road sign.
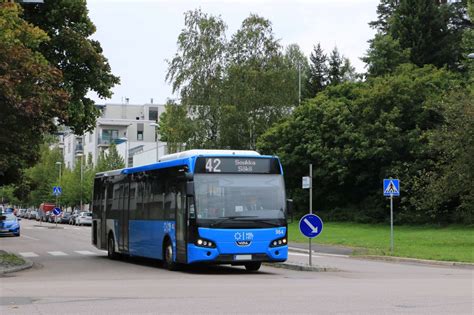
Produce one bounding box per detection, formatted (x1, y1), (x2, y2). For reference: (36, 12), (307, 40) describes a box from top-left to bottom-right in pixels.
(53, 207), (61, 216)
(53, 186), (62, 196)
(299, 214), (324, 238)
(383, 179), (400, 197)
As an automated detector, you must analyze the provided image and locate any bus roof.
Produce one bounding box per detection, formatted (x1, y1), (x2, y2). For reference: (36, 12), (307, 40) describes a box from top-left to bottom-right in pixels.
(96, 150), (281, 177)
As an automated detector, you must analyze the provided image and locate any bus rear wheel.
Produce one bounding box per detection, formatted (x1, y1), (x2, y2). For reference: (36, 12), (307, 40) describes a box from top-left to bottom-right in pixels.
(163, 240), (178, 271)
(245, 262), (261, 272)
(108, 235), (117, 260)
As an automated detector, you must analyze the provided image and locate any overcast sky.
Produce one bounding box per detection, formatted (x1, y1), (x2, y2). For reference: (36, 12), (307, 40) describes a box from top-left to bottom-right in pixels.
(87, 0), (379, 105)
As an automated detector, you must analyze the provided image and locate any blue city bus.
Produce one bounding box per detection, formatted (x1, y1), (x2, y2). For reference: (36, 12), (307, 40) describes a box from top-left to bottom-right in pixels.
(91, 150), (290, 271)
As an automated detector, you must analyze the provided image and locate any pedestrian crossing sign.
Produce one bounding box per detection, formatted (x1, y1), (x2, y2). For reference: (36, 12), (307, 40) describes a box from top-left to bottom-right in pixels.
(383, 179), (400, 197)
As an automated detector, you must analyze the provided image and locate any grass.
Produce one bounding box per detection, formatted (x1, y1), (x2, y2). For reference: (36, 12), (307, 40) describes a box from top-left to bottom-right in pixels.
(288, 221), (474, 263)
(0, 252), (25, 267)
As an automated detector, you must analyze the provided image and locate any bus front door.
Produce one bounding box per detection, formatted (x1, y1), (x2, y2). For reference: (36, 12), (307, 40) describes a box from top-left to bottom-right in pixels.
(175, 191), (187, 263)
(119, 181), (130, 253)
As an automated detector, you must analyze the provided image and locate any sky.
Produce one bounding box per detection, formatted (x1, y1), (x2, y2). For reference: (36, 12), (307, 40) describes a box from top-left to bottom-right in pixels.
(87, 0), (379, 105)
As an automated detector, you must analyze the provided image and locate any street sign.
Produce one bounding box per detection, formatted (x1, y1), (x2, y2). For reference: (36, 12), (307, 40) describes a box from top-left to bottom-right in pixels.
(53, 186), (62, 196)
(302, 176), (311, 189)
(52, 207), (61, 216)
(383, 179), (399, 197)
(299, 214), (323, 238)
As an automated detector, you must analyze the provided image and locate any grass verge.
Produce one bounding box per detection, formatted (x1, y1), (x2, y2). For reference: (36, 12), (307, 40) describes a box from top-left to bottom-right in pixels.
(0, 252), (26, 267)
(288, 221), (474, 263)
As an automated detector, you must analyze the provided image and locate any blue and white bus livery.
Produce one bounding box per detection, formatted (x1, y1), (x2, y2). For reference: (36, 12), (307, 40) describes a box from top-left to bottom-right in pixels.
(91, 150), (290, 271)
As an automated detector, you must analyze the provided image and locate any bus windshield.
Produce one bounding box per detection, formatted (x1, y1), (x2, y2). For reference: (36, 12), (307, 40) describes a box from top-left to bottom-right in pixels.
(194, 174), (286, 220)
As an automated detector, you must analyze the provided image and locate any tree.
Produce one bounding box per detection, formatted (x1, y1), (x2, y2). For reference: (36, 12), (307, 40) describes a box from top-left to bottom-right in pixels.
(0, 3), (68, 186)
(158, 100), (194, 153)
(327, 47), (343, 85)
(284, 43), (309, 104)
(362, 33), (410, 77)
(22, 0), (120, 134)
(95, 143), (125, 172)
(166, 9), (227, 148)
(305, 43), (328, 98)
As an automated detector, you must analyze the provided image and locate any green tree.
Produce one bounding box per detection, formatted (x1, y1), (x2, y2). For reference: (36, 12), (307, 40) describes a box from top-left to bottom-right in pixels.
(61, 156), (94, 209)
(95, 143), (125, 172)
(0, 3), (68, 186)
(22, 0), (120, 134)
(305, 43), (328, 98)
(284, 43), (309, 104)
(158, 100), (194, 153)
(327, 47), (343, 85)
(362, 33), (410, 77)
(166, 9), (227, 148)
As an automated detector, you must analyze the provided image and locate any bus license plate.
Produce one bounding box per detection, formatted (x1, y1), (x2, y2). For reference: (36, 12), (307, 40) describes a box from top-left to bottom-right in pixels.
(234, 254), (252, 261)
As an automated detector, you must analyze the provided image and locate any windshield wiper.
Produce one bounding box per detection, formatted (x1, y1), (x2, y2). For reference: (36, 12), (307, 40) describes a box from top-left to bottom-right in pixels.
(210, 216), (258, 227)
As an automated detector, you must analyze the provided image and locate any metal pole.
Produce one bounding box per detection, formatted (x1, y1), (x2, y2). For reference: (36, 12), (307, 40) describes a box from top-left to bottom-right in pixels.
(298, 64), (301, 106)
(309, 163), (313, 266)
(80, 155), (83, 212)
(390, 194), (394, 255)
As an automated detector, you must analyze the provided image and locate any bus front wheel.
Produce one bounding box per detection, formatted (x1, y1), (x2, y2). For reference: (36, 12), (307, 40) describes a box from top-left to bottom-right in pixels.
(108, 235), (117, 260)
(163, 240), (178, 271)
(245, 262), (261, 272)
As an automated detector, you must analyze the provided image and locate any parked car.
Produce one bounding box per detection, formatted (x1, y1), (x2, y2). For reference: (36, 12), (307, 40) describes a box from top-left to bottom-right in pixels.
(0, 213), (21, 236)
(75, 212), (92, 226)
(17, 209), (27, 218)
(58, 212), (72, 224)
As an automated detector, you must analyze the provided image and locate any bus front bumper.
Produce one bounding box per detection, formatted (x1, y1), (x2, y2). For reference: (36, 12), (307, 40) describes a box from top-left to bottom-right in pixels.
(187, 244), (288, 264)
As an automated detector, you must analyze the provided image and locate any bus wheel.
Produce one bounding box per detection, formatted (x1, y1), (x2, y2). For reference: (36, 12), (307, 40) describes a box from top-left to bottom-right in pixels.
(163, 240), (178, 271)
(108, 235), (117, 260)
(245, 262), (261, 272)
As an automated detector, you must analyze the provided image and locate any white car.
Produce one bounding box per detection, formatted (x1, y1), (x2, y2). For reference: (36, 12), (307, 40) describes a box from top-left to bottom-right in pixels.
(75, 212), (92, 226)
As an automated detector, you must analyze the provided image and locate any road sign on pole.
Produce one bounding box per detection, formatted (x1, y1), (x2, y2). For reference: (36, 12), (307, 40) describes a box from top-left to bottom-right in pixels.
(299, 214), (324, 238)
(383, 178), (400, 255)
(52, 186), (62, 196)
(52, 207), (61, 216)
(302, 176), (311, 189)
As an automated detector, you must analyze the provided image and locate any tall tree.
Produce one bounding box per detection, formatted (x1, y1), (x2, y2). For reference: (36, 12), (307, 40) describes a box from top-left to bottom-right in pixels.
(284, 44), (309, 105)
(305, 43), (328, 98)
(22, 0), (120, 134)
(0, 3), (68, 186)
(327, 47), (343, 85)
(166, 9), (227, 148)
(158, 100), (194, 153)
(95, 143), (125, 172)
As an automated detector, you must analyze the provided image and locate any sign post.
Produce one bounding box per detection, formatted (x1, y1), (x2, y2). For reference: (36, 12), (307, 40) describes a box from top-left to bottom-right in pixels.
(299, 213), (323, 266)
(52, 207), (62, 227)
(302, 164), (314, 265)
(383, 179), (400, 255)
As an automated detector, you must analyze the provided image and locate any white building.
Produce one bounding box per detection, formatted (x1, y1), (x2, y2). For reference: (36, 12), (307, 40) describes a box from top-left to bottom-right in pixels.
(62, 102), (168, 169)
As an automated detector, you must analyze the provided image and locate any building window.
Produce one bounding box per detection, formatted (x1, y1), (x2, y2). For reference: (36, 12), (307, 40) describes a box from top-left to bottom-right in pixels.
(149, 108), (158, 121)
(102, 129), (119, 144)
(137, 123), (144, 141)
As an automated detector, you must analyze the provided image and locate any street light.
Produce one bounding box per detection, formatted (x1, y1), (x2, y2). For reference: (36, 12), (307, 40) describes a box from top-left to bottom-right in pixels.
(150, 122), (160, 162)
(75, 152), (84, 212)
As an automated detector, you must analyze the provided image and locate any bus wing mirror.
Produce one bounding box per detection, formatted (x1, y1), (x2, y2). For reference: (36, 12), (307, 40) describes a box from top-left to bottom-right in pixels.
(186, 181), (195, 196)
(286, 199), (293, 215)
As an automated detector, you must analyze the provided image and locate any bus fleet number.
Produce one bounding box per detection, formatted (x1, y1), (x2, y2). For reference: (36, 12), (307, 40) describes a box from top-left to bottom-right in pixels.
(206, 158), (222, 172)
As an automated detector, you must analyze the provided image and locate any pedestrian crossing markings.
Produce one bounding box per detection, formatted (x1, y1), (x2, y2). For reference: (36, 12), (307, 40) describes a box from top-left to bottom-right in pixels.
(19, 250), (102, 258)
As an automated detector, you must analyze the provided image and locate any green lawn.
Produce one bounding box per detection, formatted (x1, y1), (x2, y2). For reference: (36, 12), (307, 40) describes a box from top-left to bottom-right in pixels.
(288, 221), (474, 263)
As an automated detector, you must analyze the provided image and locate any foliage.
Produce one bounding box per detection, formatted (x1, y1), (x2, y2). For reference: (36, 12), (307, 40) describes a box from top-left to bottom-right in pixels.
(158, 100), (194, 153)
(284, 43), (309, 104)
(21, 0), (120, 134)
(0, 185), (20, 206)
(258, 64), (467, 224)
(61, 156), (94, 209)
(95, 143), (125, 173)
(0, 3), (68, 186)
(305, 43), (327, 98)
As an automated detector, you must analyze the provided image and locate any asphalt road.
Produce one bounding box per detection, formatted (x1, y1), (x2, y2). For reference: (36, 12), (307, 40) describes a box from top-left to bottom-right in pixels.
(1, 219), (472, 314)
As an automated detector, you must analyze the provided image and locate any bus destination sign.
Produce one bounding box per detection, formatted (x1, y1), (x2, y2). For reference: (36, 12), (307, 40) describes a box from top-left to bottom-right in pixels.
(195, 157), (280, 174)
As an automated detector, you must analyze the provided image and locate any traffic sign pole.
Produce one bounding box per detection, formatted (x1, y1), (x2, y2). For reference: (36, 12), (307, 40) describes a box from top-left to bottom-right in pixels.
(309, 164), (313, 266)
(390, 194), (393, 255)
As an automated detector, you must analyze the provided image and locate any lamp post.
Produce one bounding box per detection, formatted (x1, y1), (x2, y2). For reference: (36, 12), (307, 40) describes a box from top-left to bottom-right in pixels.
(150, 122), (160, 162)
(75, 152), (84, 212)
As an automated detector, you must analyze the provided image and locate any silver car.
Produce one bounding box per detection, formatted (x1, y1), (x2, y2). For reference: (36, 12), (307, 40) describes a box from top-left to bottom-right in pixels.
(75, 212), (92, 226)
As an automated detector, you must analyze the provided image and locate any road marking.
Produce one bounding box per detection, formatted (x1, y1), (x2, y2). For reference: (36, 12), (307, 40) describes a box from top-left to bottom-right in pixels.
(48, 251), (68, 256)
(19, 252), (39, 258)
(75, 251), (96, 255)
(288, 247), (349, 258)
(289, 252), (321, 258)
(21, 234), (40, 241)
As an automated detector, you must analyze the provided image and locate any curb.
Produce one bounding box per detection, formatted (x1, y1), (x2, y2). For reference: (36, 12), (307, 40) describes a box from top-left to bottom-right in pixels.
(263, 262), (339, 272)
(353, 255), (474, 269)
(0, 258), (33, 275)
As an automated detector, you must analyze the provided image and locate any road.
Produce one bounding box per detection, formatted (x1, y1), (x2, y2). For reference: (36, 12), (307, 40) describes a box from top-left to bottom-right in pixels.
(1, 219), (472, 314)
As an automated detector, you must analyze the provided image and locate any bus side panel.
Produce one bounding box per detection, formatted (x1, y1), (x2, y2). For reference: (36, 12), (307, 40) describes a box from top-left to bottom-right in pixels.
(129, 220), (176, 260)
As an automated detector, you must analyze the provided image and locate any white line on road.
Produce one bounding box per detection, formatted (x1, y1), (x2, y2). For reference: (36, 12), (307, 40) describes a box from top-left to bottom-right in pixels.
(74, 251), (96, 255)
(48, 251), (68, 256)
(21, 234), (40, 241)
(19, 252), (39, 257)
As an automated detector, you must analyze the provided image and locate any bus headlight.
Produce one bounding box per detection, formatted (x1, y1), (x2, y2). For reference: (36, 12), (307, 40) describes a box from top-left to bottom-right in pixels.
(196, 238), (216, 248)
(270, 237), (287, 248)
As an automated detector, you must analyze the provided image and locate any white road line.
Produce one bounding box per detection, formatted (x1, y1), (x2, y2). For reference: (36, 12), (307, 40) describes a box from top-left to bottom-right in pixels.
(289, 252), (322, 258)
(48, 251), (68, 256)
(21, 234), (40, 241)
(74, 251), (96, 255)
(19, 252), (39, 258)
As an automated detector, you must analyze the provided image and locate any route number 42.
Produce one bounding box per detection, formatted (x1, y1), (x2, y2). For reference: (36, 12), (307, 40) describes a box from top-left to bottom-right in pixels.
(206, 158), (222, 172)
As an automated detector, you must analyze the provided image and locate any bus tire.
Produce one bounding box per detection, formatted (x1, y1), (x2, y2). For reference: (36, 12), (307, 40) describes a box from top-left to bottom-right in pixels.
(107, 234), (117, 260)
(245, 262), (261, 272)
(163, 240), (178, 271)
